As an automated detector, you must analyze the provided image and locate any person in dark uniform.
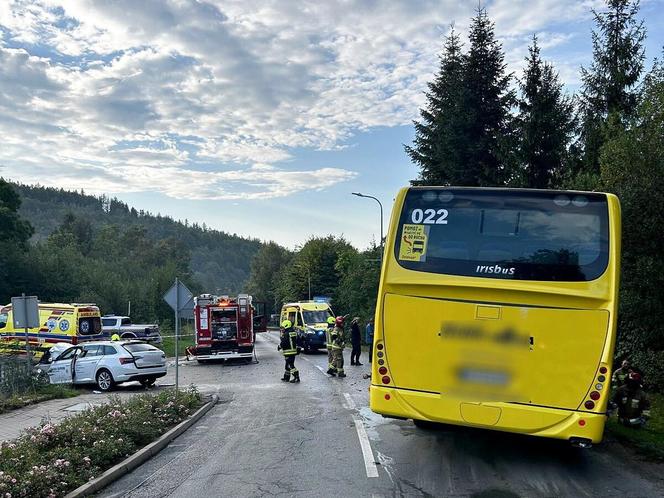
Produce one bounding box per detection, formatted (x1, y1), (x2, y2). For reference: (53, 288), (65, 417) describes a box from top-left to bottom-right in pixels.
(278, 320), (300, 383)
(611, 372), (650, 427)
(350, 317), (362, 366)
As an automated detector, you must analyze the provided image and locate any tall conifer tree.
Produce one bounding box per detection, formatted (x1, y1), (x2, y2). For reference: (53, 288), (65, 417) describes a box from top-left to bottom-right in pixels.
(516, 36), (575, 188)
(406, 28), (466, 185)
(578, 0), (646, 176)
(462, 7), (515, 186)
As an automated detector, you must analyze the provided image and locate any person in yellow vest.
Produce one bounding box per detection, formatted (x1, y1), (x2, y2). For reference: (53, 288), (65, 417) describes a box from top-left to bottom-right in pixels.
(330, 316), (346, 378)
(278, 320), (300, 383)
(111, 333), (121, 341)
(326, 316), (337, 376)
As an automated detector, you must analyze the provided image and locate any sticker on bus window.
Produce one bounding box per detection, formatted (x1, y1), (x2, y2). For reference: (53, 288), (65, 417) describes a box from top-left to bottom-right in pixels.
(399, 224), (429, 262)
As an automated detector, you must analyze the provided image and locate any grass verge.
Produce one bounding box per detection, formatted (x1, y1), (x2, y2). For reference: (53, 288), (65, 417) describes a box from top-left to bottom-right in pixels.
(0, 387), (202, 497)
(159, 334), (196, 358)
(606, 392), (664, 461)
(0, 384), (79, 415)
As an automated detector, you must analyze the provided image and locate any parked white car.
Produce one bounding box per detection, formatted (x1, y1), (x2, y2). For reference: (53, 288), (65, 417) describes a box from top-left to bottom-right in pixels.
(39, 340), (167, 391)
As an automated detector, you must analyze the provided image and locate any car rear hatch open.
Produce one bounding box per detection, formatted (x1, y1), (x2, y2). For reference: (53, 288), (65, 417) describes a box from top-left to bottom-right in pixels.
(123, 343), (165, 368)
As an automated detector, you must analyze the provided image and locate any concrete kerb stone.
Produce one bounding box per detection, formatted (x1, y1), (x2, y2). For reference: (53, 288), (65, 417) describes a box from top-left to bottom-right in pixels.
(65, 394), (219, 498)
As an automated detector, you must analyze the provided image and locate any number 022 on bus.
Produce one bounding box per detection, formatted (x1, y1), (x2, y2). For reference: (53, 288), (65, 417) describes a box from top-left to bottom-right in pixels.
(370, 187), (620, 447)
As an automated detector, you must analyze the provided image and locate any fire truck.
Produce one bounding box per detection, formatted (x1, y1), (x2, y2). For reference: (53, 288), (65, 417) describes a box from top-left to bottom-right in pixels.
(191, 293), (266, 362)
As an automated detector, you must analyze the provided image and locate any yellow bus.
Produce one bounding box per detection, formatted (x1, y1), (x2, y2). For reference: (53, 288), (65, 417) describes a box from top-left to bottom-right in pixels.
(370, 187), (620, 447)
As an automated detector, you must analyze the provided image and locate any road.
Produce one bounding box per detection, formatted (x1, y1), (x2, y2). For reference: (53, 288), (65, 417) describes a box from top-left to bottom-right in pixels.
(101, 332), (664, 497)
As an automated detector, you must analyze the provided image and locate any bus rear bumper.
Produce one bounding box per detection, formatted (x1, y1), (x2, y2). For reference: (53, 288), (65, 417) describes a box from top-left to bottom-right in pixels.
(369, 385), (607, 444)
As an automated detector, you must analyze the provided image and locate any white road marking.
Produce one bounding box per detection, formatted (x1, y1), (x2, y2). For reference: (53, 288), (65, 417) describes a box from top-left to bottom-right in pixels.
(343, 392), (356, 410)
(315, 365), (327, 374)
(353, 416), (379, 478)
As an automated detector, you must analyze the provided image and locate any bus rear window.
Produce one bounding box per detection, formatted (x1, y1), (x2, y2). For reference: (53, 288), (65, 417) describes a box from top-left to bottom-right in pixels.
(396, 189), (610, 281)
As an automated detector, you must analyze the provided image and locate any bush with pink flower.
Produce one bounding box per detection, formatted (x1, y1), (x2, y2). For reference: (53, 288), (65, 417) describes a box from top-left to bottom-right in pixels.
(0, 387), (201, 497)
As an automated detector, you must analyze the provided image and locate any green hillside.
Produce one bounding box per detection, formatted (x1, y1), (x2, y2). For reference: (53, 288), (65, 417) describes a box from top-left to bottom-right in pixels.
(15, 183), (262, 296)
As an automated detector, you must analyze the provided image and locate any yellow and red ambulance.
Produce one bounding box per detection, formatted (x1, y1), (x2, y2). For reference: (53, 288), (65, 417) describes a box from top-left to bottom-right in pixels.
(0, 302), (104, 355)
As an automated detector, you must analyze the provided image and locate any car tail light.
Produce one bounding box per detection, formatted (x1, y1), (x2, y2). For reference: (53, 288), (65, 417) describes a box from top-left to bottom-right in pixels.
(379, 367), (387, 375)
(382, 376), (390, 384)
(119, 357), (134, 365)
(589, 391), (600, 401)
(584, 400), (595, 410)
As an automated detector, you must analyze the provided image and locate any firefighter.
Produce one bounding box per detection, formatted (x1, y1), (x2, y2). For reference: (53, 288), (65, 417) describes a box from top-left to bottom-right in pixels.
(330, 316), (346, 378)
(610, 372), (650, 427)
(278, 320), (300, 383)
(111, 333), (120, 341)
(326, 315), (337, 376)
(612, 359), (631, 389)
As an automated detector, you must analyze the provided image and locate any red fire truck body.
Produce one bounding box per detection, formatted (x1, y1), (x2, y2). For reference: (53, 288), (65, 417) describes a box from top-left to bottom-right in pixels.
(192, 294), (256, 361)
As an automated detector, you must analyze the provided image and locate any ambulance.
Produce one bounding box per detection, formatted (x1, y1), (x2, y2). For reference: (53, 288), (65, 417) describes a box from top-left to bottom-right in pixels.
(280, 301), (334, 352)
(0, 302), (104, 356)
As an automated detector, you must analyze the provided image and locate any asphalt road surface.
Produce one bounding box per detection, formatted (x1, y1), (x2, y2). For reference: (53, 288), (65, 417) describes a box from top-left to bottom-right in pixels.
(101, 332), (664, 497)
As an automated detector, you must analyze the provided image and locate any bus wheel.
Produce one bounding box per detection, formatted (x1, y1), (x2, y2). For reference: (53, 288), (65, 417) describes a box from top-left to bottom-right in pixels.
(413, 419), (439, 430)
(96, 369), (115, 392)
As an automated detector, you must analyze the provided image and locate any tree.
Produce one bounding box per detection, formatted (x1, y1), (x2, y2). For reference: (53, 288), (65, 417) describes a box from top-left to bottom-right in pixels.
(0, 179), (34, 301)
(246, 242), (293, 314)
(0, 178), (33, 246)
(279, 236), (354, 304)
(407, 8), (515, 186)
(515, 36), (575, 188)
(406, 28), (467, 185)
(577, 0), (646, 177)
(600, 58), (664, 388)
(334, 245), (381, 321)
(462, 7), (515, 186)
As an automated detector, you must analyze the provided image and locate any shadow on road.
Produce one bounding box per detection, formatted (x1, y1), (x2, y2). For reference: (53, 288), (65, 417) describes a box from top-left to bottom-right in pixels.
(408, 420), (590, 467)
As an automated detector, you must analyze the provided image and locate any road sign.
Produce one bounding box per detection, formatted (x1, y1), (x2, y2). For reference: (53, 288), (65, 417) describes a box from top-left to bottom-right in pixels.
(163, 279), (194, 394)
(11, 295), (39, 329)
(163, 281), (194, 313)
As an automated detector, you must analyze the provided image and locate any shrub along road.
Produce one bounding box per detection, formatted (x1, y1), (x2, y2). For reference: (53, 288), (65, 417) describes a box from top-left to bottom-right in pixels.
(100, 333), (664, 497)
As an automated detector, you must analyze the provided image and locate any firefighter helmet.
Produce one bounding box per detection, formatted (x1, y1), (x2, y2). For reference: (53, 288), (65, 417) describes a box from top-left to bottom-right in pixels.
(281, 320), (292, 329)
(327, 316), (335, 325)
(335, 316), (345, 326)
(629, 371), (642, 383)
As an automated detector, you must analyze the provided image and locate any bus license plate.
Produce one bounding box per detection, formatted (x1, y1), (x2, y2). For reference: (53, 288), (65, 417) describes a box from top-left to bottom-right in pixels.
(459, 369), (509, 386)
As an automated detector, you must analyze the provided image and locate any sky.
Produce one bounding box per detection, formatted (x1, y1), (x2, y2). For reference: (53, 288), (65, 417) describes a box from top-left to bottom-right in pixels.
(0, 0), (662, 249)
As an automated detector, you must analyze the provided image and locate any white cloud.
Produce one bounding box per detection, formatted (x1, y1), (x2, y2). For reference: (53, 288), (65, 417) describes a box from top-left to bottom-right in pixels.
(0, 0), (602, 199)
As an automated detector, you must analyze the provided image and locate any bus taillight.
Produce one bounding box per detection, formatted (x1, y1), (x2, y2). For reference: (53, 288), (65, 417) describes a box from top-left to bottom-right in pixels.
(584, 400), (595, 410)
(382, 376), (391, 384)
(379, 367), (388, 375)
(589, 391), (600, 401)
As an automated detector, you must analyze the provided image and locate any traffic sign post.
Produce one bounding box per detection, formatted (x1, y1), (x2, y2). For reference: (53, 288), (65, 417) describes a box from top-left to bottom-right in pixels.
(163, 278), (194, 393)
(11, 294), (39, 367)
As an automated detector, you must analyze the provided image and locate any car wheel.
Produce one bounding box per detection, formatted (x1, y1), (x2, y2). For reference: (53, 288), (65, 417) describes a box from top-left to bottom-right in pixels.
(140, 377), (156, 387)
(96, 369), (115, 392)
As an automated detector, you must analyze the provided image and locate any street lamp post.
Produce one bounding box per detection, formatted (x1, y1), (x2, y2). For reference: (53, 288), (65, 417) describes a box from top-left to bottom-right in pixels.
(352, 192), (384, 262)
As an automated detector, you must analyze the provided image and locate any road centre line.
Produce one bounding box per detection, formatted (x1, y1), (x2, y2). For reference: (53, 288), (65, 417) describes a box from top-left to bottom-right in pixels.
(343, 392), (356, 410)
(353, 416), (379, 478)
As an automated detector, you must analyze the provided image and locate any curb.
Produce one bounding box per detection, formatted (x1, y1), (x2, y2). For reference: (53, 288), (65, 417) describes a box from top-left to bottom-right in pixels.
(65, 394), (219, 498)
